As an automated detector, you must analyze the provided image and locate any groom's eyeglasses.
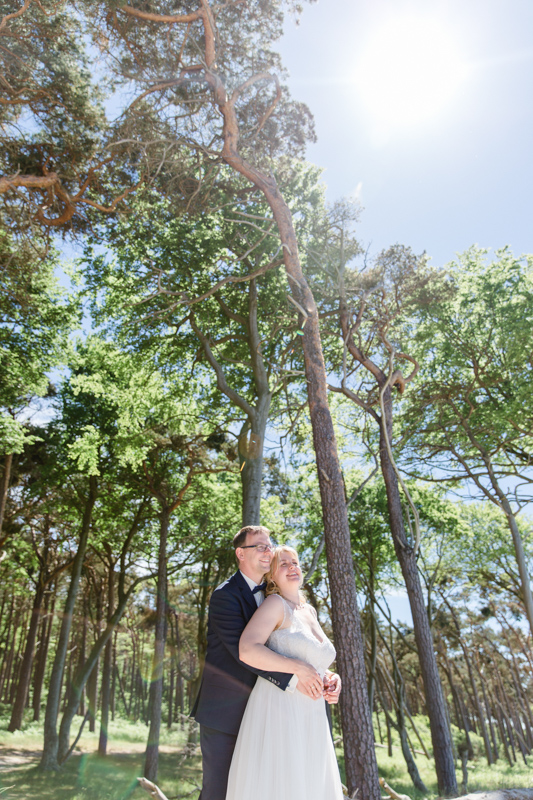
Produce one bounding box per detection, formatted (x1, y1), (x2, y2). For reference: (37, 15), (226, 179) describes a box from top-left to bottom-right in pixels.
(239, 544), (273, 553)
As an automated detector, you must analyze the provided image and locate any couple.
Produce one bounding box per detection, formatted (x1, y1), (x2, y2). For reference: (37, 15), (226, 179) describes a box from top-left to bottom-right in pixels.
(192, 525), (345, 800)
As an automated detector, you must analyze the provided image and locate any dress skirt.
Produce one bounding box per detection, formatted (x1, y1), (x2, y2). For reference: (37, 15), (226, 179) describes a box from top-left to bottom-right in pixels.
(225, 676), (344, 800)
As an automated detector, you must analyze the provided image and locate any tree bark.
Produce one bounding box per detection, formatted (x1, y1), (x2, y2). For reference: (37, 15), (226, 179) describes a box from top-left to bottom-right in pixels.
(376, 661), (428, 793)
(33, 589), (55, 722)
(0, 592), (14, 699)
(0, 452), (13, 545)
(501, 502), (533, 635)
(39, 475), (97, 771)
(144, 505), (170, 782)
(239, 409), (268, 526)
(379, 389), (457, 796)
(8, 577), (45, 731)
(234, 174), (380, 800)
(56, 585), (136, 764)
(88, 584), (103, 732)
(98, 560), (115, 756)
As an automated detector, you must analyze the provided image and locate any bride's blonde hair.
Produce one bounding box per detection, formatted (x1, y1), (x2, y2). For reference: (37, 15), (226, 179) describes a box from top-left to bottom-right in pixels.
(264, 545), (305, 603)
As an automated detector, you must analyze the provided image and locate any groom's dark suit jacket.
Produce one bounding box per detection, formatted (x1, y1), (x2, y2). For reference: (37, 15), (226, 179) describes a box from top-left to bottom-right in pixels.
(192, 570), (293, 735)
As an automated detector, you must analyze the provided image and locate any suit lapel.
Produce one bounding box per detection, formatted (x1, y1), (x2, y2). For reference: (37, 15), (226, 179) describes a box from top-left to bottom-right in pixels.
(233, 570), (257, 618)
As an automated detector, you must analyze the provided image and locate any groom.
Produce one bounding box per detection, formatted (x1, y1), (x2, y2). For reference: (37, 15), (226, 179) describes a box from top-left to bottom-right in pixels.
(192, 524), (341, 800)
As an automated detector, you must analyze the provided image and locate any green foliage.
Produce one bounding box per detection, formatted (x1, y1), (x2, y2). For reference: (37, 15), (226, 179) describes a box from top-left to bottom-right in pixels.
(1, 1), (109, 235)
(0, 234), (79, 455)
(404, 247), (533, 500)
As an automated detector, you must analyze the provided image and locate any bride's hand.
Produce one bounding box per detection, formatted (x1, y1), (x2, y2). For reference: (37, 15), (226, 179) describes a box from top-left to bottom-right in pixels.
(293, 659), (324, 700)
(323, 671), (341, 704)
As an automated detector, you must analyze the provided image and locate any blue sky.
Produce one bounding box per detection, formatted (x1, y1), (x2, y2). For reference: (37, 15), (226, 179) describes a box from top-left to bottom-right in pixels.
(279, 0), (533, 266)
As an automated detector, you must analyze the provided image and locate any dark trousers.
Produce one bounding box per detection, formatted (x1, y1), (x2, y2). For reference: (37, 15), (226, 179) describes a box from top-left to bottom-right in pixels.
(198, 725), (238, 800)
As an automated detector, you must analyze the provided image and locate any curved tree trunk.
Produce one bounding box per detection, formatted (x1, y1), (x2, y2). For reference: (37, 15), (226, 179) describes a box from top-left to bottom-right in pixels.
(236, 177), (380, 800)
(379, 389), (457, 796)
(501, 501), (533, 635)
(144, 505), (170, 783)
(39, 475), (97, 772)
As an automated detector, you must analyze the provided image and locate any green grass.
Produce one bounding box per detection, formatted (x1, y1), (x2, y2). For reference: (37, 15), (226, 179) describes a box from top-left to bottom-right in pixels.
(1, 715), (533, 799)
(0, 718), (202, 799)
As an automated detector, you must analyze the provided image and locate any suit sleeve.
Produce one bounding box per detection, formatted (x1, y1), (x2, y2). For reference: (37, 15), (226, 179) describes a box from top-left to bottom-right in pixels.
(209, 588), (293, 691)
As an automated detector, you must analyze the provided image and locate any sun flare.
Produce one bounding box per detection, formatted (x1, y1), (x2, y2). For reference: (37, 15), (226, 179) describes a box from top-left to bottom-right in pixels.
(353, 14), (469, 136)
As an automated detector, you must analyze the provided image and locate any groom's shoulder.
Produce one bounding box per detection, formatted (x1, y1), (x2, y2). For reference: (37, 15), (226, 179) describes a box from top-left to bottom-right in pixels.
(213, 571), (240, 598)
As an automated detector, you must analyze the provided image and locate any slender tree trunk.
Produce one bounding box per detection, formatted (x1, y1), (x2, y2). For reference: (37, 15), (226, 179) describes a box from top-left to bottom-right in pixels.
(76, 596), (88, 717)
(144, 505), (170, 783)
(0, 452), (13, 545)
(442, 657), (473, 758)
(39, 475), (97, 772)
(0, 593), (15, 699)
(473, 654), (499, 761)
(3, 604), (21, 703)
(457, 643), (492, 765)
(88, 587), (103, 732)
(111, 633), (117, 722)
(167, 665), (174, 731)
(33, 589), (55, 722)
(56, 589), (134, 764)
(98, 561), (115, 756)
(8, 578), (45, 731)
(376, 675), (427, 793)
(485, 476), (533, 635)
(496, 682), (517, 763)
(367, 593), (378, 715)
(379, 390), (457, 796)
(492, 689), (513, 766)
(238, 407), (269, 526)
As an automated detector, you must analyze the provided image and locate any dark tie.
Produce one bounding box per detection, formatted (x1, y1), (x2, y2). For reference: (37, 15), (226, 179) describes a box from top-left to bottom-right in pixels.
(252, 582), (267, 594)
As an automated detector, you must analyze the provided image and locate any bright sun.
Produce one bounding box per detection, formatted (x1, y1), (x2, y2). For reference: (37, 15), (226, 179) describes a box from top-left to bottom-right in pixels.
(353, 14), (469, 136)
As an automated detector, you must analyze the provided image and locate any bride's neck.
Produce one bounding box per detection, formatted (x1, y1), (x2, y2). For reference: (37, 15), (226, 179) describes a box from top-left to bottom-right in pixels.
(281, 589), (301, 605)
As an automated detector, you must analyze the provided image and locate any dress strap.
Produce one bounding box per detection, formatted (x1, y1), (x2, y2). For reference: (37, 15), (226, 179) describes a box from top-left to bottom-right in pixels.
(270, 593), (293, 630)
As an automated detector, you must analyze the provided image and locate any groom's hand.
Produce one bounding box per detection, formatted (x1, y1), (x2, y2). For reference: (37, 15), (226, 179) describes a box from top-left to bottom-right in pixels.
(293, 660), (324, 700)
(323, 671), (341, 704)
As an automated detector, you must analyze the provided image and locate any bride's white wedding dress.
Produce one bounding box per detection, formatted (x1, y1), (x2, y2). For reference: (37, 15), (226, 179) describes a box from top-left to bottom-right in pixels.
(226, 595), (344, 800)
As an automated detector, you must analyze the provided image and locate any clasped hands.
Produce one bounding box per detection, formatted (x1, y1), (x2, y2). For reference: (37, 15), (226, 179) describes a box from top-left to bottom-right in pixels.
(294, 660), (341, 704)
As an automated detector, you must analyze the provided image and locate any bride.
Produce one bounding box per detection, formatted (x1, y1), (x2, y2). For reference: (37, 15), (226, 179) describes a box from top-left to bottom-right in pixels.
(225, 545), (344, 800)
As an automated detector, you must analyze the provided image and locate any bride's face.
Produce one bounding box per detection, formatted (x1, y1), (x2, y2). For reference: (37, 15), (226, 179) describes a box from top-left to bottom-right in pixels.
(273, 550), (302, 594)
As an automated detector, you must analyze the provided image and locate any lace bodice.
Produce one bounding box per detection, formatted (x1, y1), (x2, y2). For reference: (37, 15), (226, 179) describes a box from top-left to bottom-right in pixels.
(266, 597), (336, 678)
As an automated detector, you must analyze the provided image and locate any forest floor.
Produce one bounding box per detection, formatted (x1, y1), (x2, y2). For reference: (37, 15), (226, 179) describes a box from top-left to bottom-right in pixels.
(0, 717), (533, 799)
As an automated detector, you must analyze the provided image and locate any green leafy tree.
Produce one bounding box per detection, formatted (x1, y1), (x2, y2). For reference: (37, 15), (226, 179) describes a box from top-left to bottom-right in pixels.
(0, 234), (78, 540)
(404, 247), (533, 635)
(82, 167), (324, 525)
(0, 1), (134, 233)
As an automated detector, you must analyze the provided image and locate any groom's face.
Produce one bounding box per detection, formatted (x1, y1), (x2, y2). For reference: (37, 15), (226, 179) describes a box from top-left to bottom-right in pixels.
(237, 530), (273, 581)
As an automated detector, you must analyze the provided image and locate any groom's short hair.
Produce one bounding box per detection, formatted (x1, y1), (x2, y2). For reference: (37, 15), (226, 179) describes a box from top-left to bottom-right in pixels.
(233, 525), (271, 551)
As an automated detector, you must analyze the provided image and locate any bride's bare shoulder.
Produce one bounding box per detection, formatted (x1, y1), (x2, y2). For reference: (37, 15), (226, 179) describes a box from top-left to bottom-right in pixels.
(263, 593), (290, 629)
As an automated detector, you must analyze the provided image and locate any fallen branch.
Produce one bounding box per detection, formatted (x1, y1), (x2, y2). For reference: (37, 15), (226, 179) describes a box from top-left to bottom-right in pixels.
(137, 777), (170, 800)
(379, 777), (411, 800)
(138, 777), (201, 800)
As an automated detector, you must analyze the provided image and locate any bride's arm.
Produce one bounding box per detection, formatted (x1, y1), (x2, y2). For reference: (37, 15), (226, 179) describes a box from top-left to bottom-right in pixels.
(239, 596), (324, 697)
